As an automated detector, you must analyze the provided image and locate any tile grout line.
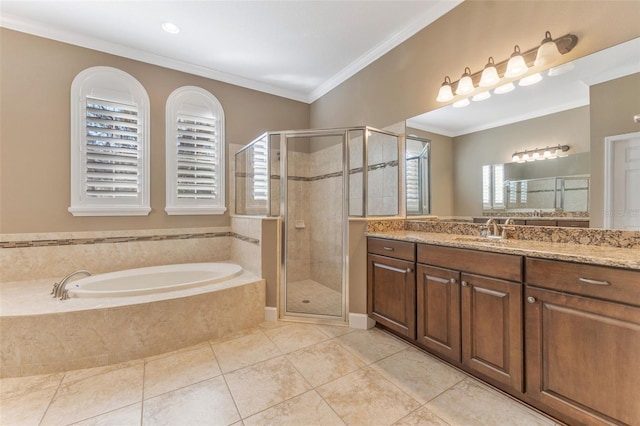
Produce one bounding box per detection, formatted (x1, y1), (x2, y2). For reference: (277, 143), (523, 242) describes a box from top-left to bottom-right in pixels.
(36, 372), (65, 426)
(207, 340), (244, 425)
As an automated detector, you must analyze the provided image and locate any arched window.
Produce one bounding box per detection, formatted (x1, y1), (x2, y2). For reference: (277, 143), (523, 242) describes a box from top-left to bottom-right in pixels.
(165, 86), (226, 215)
(69, 66), (150, 216)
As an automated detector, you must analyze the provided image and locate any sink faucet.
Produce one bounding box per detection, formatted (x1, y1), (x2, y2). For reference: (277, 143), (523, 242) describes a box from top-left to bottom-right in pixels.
(502, 218), (514, 238)
(51, 270), (91, 300)
(484, 218), (499, 237)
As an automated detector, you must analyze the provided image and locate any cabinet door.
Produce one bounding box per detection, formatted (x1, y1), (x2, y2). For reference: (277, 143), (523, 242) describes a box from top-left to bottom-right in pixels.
(526, 286), (640, 426)
(461, 273), (523, 392)
(367, 254), (416, 339)
(416, 264), (461, 362)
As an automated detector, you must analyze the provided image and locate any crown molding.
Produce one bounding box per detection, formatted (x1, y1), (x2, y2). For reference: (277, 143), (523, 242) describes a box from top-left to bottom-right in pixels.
(308, 0), (463, 103)
(0, 14), (310, 103)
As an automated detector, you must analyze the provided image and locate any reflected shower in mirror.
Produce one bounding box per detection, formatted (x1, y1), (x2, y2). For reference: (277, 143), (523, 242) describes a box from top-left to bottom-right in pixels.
(483, 152), (589, 213)
(405, 135), (430, 215)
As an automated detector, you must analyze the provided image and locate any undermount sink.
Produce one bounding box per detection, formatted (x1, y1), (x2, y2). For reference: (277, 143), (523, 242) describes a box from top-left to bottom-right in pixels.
(450, 235), (508, 244)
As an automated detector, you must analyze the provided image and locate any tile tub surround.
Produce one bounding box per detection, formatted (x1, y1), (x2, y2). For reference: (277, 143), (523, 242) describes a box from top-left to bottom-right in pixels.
(0, 322), (557, 426)
(0, 273), (265, 378)
(0, 227), (260, 282)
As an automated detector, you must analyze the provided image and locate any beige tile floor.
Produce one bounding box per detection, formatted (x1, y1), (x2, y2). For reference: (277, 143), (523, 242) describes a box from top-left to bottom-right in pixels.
(286, 279), (342, 317)
(0, 322), (560, 426)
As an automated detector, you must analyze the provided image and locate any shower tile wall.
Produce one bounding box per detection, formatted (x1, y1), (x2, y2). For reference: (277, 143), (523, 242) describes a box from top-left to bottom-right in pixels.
(286, 150), (311, 284)
(309, 142), (343, 292)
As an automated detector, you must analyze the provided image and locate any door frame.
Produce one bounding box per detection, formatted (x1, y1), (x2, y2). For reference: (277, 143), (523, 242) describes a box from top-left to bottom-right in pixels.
(603, 131), (640, 229)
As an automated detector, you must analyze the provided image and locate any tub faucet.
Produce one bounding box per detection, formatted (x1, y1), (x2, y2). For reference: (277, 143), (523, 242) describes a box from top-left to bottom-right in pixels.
(51, 270), (91, 300)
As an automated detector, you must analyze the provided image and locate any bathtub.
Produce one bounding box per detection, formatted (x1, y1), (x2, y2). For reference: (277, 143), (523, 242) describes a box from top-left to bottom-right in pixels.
(0, 262), (265, 378)
(67, 262), (243, 298)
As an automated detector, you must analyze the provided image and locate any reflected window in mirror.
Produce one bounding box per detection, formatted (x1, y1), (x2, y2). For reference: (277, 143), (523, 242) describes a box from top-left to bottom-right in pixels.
(406, 136), (430, 215)
(482, 164), (505, 210)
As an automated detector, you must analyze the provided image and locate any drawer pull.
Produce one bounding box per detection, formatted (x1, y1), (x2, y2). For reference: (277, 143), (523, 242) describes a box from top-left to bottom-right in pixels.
(383, 247), (395, 251)
(527, 296), (536, 304)
(579, 277), (610, 286)
(426, 275), (454, 284)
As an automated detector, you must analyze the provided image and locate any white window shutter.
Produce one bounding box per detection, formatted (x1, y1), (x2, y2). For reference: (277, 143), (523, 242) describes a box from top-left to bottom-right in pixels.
(166, 87), (226, 215)
(69, 67), (150, 216)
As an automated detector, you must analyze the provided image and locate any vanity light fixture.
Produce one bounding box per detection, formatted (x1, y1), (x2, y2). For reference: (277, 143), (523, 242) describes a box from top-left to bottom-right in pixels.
(455, 67), (474, 95)
(535, 31), (562, 67)
(453, 98), (470, 108)
(436, 76), (454, 102)
(479, 57), (500, 87)
(512, 144), (570, 162)
(435, 32), (578, 103)
(505, 45), (528, 78)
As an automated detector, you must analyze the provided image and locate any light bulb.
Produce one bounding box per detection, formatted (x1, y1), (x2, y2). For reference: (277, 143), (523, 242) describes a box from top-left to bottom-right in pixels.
(436, 76), (454, 102)
(534, 31), (562, 67)
(505, 45), (528, 78)
(479, 57), (500, 87)
(472, 91), (491, 101)
(519, 73), (542, 86)
(453, 99), (470, 108)
(455, 67), (474, 95)
(494, 82), (515, 94)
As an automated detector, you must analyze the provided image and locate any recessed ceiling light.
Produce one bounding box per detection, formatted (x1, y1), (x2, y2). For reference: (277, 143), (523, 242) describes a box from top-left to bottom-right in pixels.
(162, 22), (180, 34)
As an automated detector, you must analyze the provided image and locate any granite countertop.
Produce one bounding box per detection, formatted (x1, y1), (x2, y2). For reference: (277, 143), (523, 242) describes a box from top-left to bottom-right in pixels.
(367, 230), (640, 270)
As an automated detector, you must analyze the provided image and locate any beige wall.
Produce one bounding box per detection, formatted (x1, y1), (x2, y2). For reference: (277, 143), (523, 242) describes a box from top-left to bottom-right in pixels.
(0, 29), (309, 234)
(405, 127), (454, 216)
(589, 73), (640, 228)
(452, 106), (590, 217)
(310, 1), (640, 130)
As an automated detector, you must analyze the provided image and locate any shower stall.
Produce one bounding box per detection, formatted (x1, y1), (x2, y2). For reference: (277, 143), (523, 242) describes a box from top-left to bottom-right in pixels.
(235, 127), (399, 323)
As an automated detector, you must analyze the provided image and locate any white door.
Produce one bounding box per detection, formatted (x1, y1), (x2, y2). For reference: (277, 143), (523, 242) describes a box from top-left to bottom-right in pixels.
(605, 133), (640, 230)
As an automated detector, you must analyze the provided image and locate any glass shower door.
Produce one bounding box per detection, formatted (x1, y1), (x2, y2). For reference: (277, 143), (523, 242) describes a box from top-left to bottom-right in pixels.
(281, 131), (347, 321)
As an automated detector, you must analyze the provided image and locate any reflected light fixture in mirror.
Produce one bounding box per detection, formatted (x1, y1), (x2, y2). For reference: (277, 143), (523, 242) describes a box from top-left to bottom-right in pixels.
(519, 72), (542, 86)
(494, 82), (515, 94)
(472, 91), (491, 101)
(512, 144), (570, 162)
(453, 98), (470, 108)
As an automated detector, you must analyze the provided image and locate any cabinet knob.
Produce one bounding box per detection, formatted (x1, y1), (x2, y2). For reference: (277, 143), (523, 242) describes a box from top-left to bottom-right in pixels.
(449, 278), (456, 284)
(406, 268), (413, 273)
(527, 296), (536, 304)
(461, 281), (468, 287)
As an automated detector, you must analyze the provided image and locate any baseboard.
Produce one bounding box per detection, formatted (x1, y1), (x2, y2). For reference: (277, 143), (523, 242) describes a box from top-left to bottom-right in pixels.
(349, 313), (375, 329)
(264, 306), (278, 322)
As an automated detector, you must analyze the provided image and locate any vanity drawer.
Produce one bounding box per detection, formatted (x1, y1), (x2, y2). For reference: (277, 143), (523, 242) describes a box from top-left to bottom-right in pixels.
(526, 258), (640, 306)
(417, 244), (522, 282)
(368, 238), (415, 261)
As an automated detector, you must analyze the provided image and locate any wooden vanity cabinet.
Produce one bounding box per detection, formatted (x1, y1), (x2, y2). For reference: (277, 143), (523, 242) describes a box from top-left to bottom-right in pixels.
(415, 264), (460, 362)
(525, 258), (640, 425)
(417, 245), (524, 393)
(367, 238), (416, 339)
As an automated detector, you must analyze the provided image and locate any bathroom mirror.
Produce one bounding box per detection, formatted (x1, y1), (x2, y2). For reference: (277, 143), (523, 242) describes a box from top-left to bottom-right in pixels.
(404, 37), (640, 227)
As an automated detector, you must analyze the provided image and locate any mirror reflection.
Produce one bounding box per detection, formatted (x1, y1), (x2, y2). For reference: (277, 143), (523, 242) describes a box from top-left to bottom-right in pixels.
(405, 37), (640, 229)
(405, 135), (430, 216)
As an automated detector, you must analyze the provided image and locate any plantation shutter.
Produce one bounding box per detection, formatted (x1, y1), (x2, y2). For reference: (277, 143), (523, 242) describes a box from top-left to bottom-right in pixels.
(252, 139), (268, 202)
(406, 153), (420, 213)
(493, 163), (505, 208)
(175, 113), (218, 200)
(85, 97), (141, 198)
(482, 165), (492, 209)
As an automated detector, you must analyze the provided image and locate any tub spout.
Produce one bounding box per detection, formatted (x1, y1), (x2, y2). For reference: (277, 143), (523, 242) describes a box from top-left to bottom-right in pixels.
(52, 270), (91, 300)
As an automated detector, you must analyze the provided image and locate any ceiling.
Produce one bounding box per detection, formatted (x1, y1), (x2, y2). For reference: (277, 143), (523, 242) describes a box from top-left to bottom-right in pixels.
(0, 0), (462, 103)
(407, 37), (640, 137)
